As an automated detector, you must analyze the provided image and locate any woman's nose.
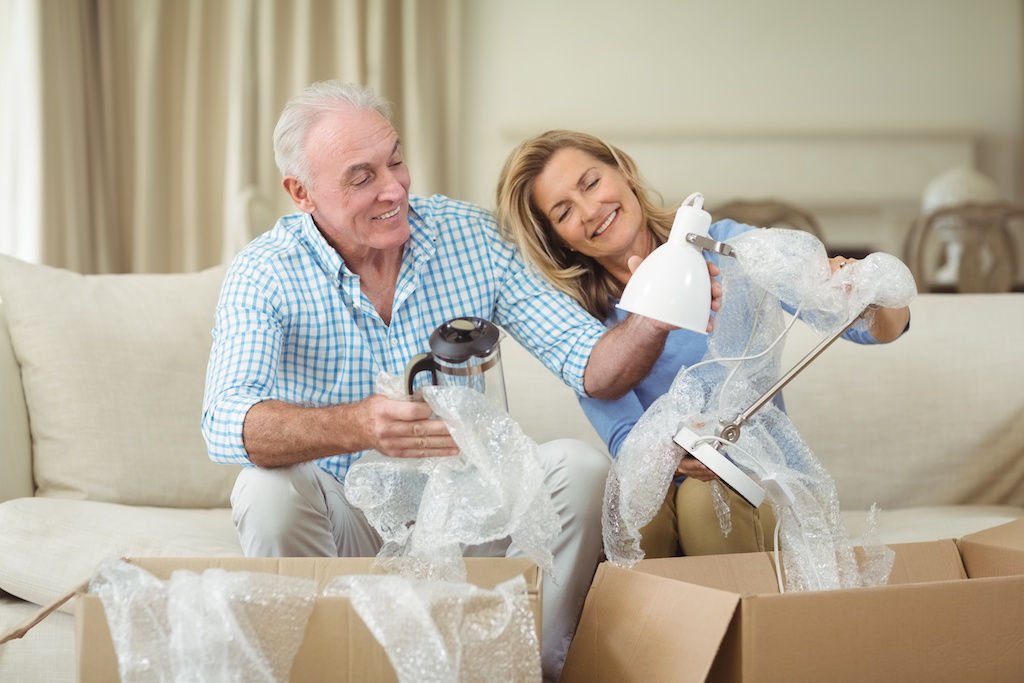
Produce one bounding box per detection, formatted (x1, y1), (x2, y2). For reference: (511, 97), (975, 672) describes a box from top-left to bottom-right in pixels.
(578, 196), (601, 223)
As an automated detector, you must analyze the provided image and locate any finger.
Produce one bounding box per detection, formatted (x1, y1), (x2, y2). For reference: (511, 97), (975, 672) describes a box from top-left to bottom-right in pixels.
(675, 455), (716, 480)
(384, 399), (435, 421)
(627, 255), (644, 274)
(387, 435), (460, 458)
(405, 418), (452, 438)
(676, 464), (716, 482)
(706, 260), (720, 277)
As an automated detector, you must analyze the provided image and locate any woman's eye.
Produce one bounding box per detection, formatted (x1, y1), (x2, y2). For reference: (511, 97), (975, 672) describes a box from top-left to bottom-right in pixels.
(557, 208), (570, 223)
(586, 177), (599, 190)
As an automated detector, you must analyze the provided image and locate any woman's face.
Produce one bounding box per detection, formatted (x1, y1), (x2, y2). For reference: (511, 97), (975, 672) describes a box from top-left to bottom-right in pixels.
(532, 147), (647, 267)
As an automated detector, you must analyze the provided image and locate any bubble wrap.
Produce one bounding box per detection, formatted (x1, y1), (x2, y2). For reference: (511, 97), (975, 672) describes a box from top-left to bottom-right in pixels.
(604, 228), (915, 591)
(91, 560), (316, 682)
(344, 376), (560, 584)
(326, 573), (541, 683)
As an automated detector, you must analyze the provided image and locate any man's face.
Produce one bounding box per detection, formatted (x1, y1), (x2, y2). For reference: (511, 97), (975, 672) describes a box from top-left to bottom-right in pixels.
(284, 106), (412, 259)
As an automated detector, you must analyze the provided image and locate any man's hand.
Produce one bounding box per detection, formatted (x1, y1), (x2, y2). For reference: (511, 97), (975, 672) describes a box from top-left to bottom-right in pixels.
(360, 395), (459, 458)
(241, 395), (458, 467)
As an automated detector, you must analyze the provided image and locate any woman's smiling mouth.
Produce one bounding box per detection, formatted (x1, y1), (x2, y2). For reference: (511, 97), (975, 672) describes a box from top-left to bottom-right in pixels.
(593, 209), (617, 237)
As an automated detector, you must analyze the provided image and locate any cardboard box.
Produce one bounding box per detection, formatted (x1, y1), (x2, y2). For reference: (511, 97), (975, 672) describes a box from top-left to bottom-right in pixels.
(561, 520), (1024, 683)
(75, 557), (541, 682)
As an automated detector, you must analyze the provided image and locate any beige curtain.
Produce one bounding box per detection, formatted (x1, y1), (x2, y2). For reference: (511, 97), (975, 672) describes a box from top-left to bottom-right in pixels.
(19, 0), (461, 273)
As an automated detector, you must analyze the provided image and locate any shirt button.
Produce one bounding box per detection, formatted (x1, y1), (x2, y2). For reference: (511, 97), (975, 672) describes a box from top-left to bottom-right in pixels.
(391, 338), (399, 346)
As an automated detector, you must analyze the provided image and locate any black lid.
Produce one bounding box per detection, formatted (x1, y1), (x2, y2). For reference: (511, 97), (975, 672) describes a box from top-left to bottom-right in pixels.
(428, 317), (501, 363)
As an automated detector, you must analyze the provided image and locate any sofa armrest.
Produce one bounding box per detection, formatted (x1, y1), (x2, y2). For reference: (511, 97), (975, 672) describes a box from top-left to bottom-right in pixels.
(0, 302), (33, 502)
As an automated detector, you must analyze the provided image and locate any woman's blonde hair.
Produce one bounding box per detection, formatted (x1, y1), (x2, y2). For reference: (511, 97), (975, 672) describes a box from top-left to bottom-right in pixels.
(495, 130), (675, 319)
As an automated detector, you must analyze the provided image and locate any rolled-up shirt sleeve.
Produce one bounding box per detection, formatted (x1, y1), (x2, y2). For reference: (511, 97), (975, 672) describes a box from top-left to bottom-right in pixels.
(202, 263), (283, 465)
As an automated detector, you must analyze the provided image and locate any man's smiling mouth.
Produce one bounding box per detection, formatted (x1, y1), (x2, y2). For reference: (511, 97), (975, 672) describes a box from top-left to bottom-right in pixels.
(373, 206), (400, 220)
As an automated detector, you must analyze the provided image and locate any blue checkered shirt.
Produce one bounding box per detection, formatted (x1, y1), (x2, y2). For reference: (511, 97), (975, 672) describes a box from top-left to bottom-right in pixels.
(202, 194), (606, 482)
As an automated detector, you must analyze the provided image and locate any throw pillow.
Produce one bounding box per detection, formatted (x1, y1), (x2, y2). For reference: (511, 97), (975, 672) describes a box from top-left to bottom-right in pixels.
(0, 255), (240, 507)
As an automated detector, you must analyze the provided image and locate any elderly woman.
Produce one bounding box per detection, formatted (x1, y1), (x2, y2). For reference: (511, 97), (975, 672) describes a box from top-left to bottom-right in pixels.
(495, 130), (910, 557)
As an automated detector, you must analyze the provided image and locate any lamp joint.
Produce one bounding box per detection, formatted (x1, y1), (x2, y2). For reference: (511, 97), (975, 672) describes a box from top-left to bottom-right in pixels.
(685, 233), (736, 258)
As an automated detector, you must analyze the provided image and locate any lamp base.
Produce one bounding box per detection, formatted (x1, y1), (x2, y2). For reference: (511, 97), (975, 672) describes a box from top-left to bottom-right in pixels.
(672, 426), (766, 508)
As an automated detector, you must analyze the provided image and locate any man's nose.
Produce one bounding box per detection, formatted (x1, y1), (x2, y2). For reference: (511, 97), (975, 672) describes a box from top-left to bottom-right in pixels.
(378, 168), (406, 201)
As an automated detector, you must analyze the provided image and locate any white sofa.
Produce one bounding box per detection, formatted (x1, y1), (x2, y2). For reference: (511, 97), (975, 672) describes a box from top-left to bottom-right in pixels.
(2, 253), (1022, 681)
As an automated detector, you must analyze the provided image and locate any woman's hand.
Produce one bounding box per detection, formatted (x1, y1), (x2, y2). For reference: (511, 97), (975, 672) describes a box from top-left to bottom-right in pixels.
(829, 254), (855, 273)
(674, 448), (717, 482)
(707, 260), (722, 332)
(828, 254), (910, 342)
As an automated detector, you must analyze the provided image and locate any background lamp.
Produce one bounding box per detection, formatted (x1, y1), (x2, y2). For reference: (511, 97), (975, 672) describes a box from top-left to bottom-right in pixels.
(618, 193), (872, 507)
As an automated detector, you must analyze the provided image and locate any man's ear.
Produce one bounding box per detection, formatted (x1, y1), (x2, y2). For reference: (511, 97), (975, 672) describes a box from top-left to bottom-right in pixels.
(283, 176), (315, 213)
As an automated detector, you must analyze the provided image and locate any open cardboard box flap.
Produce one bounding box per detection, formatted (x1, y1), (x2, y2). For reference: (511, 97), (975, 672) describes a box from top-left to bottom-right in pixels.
(958, 518), (1024, 578)
(567, 562), (743, 682)
(563, 521), (1024, 683)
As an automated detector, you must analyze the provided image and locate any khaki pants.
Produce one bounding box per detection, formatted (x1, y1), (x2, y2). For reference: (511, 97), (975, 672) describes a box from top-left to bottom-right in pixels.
(639, 478), (777, 558)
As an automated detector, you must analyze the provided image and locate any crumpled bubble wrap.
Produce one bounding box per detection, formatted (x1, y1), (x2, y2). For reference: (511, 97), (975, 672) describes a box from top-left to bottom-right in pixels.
(344, 374), (560, 584)
(326, 573), (541, 683)
(603, 228), (915, 591)
(91, 560), (316, 682)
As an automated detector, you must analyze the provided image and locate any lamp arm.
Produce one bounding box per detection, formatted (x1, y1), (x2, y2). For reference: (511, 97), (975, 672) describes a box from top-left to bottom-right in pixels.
(717, 306), (873, 444)
(686, 232), (736, 257)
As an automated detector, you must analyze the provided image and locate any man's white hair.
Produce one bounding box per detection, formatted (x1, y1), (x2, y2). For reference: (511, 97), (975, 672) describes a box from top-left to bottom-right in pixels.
(273, 80), (392, 187)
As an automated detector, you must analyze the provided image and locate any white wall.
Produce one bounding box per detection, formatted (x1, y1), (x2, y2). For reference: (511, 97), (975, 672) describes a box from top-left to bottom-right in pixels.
(458, 0), (1023, 255)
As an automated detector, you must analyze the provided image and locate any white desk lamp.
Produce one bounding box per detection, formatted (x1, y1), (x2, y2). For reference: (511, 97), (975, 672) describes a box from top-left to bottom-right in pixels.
(617, 193), (871, 507)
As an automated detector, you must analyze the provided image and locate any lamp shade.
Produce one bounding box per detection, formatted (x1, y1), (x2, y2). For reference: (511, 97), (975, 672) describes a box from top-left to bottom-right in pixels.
(617, 193), (713, 333)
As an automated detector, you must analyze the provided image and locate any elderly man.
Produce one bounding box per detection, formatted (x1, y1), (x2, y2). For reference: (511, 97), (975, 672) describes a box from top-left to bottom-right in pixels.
(202, 80), (684, 679)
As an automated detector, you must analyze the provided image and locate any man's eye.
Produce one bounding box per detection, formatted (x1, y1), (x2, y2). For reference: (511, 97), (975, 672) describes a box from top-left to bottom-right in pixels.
(388, 159), (404, 167)
(354, 175), (371, 187)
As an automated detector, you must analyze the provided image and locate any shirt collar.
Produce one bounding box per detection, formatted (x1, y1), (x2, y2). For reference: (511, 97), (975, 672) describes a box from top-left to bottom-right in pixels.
(296, 213), (346, 284)
(405, 196), (438, 268)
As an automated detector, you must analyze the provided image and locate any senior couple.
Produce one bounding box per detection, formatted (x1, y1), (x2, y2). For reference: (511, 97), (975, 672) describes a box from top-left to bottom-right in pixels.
(202, 80), (909, 680)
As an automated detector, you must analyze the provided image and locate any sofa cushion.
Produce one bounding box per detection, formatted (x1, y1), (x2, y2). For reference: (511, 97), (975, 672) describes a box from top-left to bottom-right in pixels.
(0, 256), (241, 507)
(0, 497), (241, 613)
